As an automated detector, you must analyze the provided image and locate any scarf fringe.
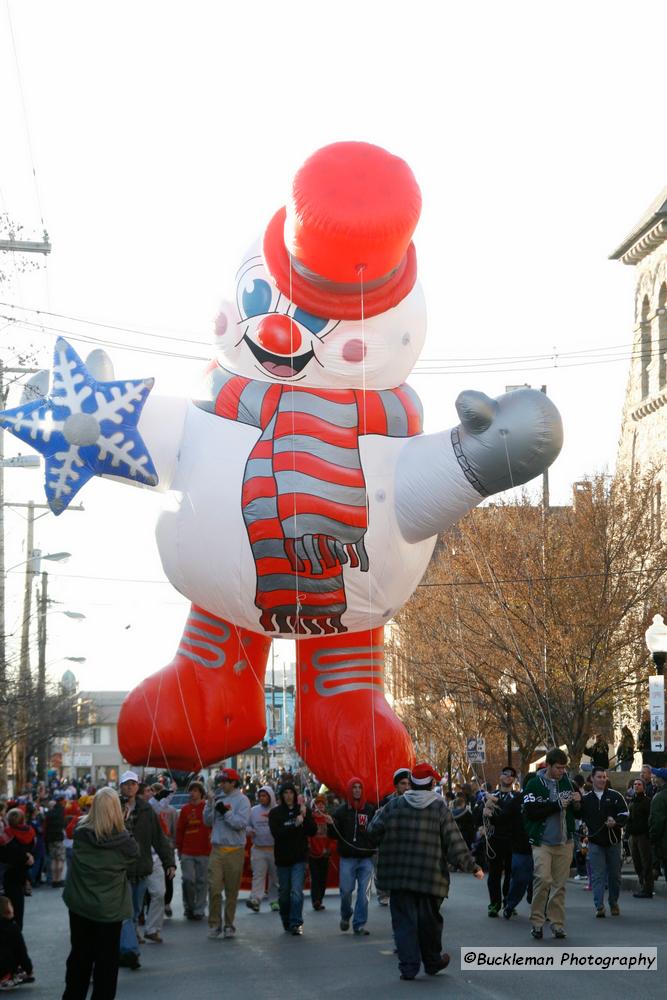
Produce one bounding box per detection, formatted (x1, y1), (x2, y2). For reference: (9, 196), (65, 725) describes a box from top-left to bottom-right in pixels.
(259, 611), (348, 636)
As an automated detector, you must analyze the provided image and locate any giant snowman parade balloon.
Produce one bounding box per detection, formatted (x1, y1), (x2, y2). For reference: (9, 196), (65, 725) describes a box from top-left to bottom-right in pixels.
(1, 143), (562, 798)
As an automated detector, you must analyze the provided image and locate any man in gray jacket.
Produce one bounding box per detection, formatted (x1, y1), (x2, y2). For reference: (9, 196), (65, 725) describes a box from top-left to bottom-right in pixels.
(204, 768), (251, 939)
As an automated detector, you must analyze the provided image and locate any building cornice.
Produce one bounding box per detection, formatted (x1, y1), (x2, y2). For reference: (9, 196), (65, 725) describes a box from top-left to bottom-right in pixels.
(631, 388), (667, 420)
(614, 220), (667, 266)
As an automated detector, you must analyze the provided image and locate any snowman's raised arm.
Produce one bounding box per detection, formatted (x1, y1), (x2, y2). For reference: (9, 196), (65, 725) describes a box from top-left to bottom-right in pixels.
(394, 387), (563, 543)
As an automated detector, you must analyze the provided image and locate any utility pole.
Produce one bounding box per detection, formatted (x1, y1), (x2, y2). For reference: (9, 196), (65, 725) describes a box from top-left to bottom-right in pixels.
(541, 385), (550, 509)
(4, 500), (82, 791)
(36, 571), (48, 784)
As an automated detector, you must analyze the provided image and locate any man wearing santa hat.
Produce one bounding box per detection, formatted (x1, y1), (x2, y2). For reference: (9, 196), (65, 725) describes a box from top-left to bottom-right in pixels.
(367, 762), (484, 980)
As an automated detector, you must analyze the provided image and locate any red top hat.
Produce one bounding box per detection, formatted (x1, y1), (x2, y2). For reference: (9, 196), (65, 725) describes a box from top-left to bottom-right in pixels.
(263, 142), (421, 321)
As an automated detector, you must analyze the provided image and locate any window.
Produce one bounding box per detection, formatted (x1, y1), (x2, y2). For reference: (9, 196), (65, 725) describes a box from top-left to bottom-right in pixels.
(659, 284), (667, 390)
(641, 296), (651, 399)
(655, 482), (663, 542)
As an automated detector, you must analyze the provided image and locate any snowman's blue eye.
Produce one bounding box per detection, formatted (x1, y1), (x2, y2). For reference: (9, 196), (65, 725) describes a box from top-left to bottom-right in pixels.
(293, 308), (328, 334)
(242, 279), (272, 318)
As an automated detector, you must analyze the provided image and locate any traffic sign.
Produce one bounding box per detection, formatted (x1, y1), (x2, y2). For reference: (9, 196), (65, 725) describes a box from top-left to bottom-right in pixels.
(466, 736), (486, 763)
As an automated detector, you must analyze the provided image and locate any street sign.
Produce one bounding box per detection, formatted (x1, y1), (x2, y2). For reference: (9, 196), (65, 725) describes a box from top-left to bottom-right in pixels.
(649, 675), (665, 752)
(0, 455), (40, 468)
(466, 736), (486, 763)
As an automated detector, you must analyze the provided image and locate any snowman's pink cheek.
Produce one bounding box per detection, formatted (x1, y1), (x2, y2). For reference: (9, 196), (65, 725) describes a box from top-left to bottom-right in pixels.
(342, 338), (367, 363)
(214, 312), (228, 339)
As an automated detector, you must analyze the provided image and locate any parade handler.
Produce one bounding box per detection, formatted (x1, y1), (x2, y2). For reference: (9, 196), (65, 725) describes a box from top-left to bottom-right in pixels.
(367, 762), (484, 981)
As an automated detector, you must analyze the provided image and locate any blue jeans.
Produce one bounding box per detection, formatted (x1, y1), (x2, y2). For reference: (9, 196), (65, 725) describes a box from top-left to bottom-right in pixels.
(119, 878), (147, 955)
(505, 852), (534, 912)
(276, 863), (306, 930)
(339, 856), (374, 931)
(588, 842), (621, 909)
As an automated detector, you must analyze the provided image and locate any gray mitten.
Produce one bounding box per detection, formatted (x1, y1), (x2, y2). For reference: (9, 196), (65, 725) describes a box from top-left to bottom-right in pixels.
(451, 388), (563, 497)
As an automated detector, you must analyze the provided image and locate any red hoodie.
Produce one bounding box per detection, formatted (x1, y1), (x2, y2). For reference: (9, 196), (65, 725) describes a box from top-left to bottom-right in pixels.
(176, 801), (211, 856)
(4, 824), (35, 847)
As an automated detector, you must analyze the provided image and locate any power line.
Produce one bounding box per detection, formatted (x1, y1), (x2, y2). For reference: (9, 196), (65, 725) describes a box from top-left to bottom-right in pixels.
(418, 566), (667, 588)
(0, 300), (643, 371)
(49, 572), (173, 585)
(0, 301), (210, 346)
(1, 313), (648, 375)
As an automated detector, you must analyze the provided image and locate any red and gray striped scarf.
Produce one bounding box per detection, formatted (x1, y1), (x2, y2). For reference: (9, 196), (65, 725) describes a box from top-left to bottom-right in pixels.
(197, 366), (422, 635)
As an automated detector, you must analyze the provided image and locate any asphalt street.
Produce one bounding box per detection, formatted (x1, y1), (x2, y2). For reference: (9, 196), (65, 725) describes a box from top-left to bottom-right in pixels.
(21, 868), (665, 999)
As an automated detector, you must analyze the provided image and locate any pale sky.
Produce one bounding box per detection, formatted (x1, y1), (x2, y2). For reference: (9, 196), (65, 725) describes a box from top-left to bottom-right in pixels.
(1, 0), (665, 691)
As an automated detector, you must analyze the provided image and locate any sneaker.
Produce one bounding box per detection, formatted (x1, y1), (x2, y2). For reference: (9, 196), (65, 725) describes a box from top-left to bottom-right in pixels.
(426, 954), (451, 976)
(164, 905), (172, 918)
(270, 901), (280, 912)
(15, 972), (35, 984)
(552, 927), (566, 939)
(633, 891), (653, 898)
(487, 904), (500, 918)
(207, 926), (222, 940)
(118, 952), (141, 969)
(0, 976), (17, 992)
(610, 903), (620, 916)
(583, 885), (592, 891)
(223, 925), (236, 939)
(192, 914), (204, 921)
(291, 925), (303, 935)
(246, 898), (260, 912)
(530, 926), (543, 939)
(400, 974), (416, 981)
(340, 919), (350, 932)
(144, 931), (163, 943)
(353, 928), (370, 936)
(502, 907), (513, 920)
(313, 902), (326, 911)
(573, 874), (586, 881)
(595, 907), (605, 918)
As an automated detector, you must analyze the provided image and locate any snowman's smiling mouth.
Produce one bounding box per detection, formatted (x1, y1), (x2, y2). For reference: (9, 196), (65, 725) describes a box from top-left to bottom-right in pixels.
(243, 334), (314, 379)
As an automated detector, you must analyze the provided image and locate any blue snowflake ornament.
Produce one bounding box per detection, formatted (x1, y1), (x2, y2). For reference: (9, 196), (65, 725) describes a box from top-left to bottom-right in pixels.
(0, 338), (158, 514)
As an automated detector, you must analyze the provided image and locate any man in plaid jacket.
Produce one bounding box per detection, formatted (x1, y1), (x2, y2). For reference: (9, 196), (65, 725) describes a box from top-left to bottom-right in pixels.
(367, 762), (484, 980)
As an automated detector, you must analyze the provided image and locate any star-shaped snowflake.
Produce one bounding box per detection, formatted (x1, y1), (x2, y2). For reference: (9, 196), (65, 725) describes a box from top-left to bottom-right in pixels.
(0, 337), (158, 514)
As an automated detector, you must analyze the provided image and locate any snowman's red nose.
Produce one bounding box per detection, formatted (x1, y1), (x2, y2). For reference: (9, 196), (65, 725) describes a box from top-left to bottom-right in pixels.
(256, 314), (302, 356)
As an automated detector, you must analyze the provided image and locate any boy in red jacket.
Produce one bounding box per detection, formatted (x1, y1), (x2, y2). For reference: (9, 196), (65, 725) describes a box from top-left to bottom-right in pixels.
(175, 782), (211, 920)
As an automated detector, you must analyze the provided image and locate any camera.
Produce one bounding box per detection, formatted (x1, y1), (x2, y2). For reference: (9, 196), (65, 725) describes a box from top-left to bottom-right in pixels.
(215, 799), (229, 815)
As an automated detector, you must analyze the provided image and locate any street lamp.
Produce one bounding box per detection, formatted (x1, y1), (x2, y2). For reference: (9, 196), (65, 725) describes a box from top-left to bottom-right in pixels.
(645, 614), (667, 675)
(499, 675), (517, 768)
(645, 614), (666, 758)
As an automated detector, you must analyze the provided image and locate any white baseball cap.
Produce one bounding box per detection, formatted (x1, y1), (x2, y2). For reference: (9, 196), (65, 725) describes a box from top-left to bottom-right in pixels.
(120, 770), (139, 785)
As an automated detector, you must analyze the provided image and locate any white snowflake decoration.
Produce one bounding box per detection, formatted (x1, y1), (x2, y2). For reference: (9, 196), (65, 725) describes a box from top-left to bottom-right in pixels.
(0, 337), (158, 513)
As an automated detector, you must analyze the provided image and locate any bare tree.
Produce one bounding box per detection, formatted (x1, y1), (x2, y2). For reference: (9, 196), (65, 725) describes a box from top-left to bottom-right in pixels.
(390, 471), (666, 772)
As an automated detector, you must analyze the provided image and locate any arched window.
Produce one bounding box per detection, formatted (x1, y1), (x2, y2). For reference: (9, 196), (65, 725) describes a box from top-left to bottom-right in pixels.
(659, 284), (667, 390)
(641, 295), (651, 399)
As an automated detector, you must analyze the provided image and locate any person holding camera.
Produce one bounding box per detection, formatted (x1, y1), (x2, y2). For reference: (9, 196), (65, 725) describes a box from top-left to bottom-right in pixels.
(522, 748), (581, 940)
(474, 766), (518, 918)
(203, 769), (250, 940)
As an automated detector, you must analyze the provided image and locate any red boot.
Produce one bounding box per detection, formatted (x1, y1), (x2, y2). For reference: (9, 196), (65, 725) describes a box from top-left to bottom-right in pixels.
(117, 606), (271, 770)
(294, 627), (415, 801)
